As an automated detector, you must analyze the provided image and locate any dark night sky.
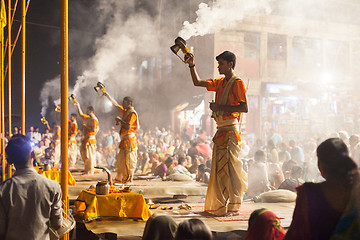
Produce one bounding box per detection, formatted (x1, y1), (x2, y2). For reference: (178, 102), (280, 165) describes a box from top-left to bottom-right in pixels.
(9, 0), (99, 131)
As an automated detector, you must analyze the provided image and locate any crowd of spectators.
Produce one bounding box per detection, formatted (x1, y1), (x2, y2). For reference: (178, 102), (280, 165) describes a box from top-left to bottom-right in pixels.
(5, 123), (360, 199)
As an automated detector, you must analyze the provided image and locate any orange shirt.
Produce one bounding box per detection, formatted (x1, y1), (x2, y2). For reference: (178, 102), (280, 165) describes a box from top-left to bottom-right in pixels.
(206, 77), (247, 120)
(118, 106), (138, 137)
(68, 120), (78, 144)
(118, 106), (138, 150)
(81, 114), (99, 144)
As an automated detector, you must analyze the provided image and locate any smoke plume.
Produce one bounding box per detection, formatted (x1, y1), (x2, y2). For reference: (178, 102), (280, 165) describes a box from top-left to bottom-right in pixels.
(39, 0), (160, 119)
(178, 0), (272, 40)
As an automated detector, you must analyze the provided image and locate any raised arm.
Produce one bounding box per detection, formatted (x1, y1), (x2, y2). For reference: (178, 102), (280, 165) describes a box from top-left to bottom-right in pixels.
(74, 102), (85, 117)
(103, 92), (122, 111)
(185, 53), (208, 88)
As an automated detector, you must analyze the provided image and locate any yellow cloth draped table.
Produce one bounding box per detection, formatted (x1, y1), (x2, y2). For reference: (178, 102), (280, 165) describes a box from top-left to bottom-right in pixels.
(74, 189), (152, 222)
(33, 167), (76, 185)
(42, 169), (76, 186)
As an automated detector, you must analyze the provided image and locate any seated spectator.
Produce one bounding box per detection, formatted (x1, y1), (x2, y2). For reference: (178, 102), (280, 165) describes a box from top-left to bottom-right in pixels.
(150, 153), (160, 174)
(154, 157), (174, 179)
(244, 208), (285, 240)
(175, 218), (212, 240)
(171, 157), (195, 179)
(281, 159), (297, 179)
(268, 150), (285, 189)
(278, 142), (291, 163)
(197, 164), (210, 184)
(246, 150), (271, 198)
(285, 138), (358, 240)
(142, 214), (177, 240)
(278, 165), (304, 192)
(267, 140), (279, 164)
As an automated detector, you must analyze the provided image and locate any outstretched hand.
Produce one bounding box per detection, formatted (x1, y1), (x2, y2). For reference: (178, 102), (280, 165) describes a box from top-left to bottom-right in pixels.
(185, 53), (195, 66)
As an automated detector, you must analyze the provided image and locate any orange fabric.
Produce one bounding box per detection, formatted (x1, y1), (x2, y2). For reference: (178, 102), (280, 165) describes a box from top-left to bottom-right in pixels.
(68, 120), (78, 144)
(244, 210), (285, 240)
(81, 114), (98, 144)
(206, 77), (247, 120)
(119, 106), (138, 135)
(74, 189), (152, 222)
(36, 168), (76, 186)
(118, 106), (138, 150)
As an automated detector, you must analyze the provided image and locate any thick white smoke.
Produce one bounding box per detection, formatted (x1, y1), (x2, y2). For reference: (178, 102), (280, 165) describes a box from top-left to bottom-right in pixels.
(39, 76), (61, 117)
(39, 0), (160, 118)
(178, 0), (272, 40)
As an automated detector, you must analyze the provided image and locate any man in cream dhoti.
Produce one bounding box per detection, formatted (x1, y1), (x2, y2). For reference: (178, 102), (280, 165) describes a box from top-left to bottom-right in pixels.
(75, 103), (99, 175)
(185, 51), (248, 216)
(104, 92), (139, 184)
(68, 113), (78, 169)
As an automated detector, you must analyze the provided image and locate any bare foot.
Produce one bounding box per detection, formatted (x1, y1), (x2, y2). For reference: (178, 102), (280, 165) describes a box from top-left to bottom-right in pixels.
(222, 211), (240, 217)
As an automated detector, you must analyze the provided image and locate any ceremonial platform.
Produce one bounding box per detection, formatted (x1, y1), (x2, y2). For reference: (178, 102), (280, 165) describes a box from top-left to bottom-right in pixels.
(69, 170), (295, 239)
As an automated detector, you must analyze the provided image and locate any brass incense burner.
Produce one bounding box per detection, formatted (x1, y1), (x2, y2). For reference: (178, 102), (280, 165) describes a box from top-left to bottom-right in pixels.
(68, 94), (77, 103)
(170, 37), (190, 63)
(94, 82), (106, 94)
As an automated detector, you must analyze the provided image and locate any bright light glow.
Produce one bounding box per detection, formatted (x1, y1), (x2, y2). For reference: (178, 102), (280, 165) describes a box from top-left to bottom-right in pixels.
(321, 73), (332, 84)
(104, 99), (113, 113)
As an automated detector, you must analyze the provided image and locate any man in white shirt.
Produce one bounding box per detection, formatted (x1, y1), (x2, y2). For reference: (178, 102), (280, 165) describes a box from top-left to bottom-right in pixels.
(171, 157), (195, 179)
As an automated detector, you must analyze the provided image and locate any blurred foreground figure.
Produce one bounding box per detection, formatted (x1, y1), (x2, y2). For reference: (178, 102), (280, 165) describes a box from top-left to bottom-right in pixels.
(185, 50), (248, 216)
(285, 138), (358, 240)
(244, 208), (285, 240)
(142, 214), (177, 240)
(0, 134), (63, 239)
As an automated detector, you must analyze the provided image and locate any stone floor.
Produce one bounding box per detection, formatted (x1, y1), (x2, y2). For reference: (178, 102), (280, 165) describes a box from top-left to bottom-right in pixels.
(69, 168), (295, 239)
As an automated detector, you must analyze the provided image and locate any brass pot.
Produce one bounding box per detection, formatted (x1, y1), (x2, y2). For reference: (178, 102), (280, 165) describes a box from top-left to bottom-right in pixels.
(43, 163), (51, 171)
(96, 181), (109, 195)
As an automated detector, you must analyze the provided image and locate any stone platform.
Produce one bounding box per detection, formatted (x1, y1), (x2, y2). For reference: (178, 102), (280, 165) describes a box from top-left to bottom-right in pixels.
(69, 170), (295, 239)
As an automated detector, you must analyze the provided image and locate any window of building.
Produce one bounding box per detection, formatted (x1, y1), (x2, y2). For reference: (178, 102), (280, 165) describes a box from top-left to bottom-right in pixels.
(244, 32), (260, 58)
(267, 33), (287, 61)
(292, 37), (322, 69)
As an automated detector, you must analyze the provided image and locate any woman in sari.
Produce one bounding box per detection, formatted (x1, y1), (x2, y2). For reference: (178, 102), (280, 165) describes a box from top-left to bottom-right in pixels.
(285, 138), (358, 240)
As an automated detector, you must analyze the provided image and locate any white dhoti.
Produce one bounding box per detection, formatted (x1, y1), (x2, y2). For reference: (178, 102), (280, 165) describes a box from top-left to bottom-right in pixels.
(115, 133), (138, 183)
(54, 141), (61, 168)
(115, 148), (137, 183)
(68, 141), (78, 169)
(80, 141), (96, 174)
(204, 120), (248, 216)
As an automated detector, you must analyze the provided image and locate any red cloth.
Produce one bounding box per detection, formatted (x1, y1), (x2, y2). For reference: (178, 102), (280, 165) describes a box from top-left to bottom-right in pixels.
(196, 143), (212, 158)
(244, 210), (285, 240)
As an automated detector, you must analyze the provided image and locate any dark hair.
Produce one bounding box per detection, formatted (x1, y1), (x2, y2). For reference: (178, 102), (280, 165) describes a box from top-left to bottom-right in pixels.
(142, 215), (177, 240)
(123, 96), (133, 104)
(178, 157), (186, 165)
(175, 219), (212, 240)
(198, 164), (206, 173)
(5, 134), (32, 166)
(71, 113), (77, 118)
(87, 106), (94, 112)
(317, 138), (357, 184)
(216, 51), (236, 69)
(165, 157), (174, 165)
